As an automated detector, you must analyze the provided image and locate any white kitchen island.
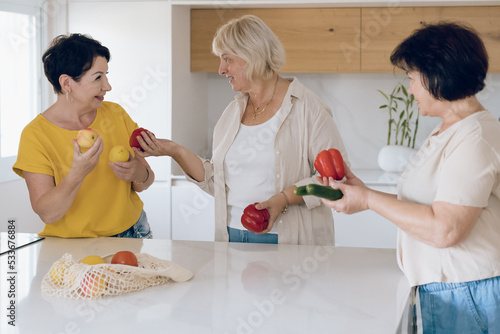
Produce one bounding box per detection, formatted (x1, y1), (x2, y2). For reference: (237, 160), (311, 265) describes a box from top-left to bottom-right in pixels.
(0, 236), (411, 334)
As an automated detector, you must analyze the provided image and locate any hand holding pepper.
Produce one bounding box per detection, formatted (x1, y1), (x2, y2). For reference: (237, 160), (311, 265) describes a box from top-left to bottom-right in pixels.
(314, 148), (345, 181)
(241, 203), (270, 233)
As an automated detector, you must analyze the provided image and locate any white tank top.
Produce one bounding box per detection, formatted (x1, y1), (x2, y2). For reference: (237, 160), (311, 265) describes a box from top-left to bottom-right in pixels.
(224, 108), (281, 231)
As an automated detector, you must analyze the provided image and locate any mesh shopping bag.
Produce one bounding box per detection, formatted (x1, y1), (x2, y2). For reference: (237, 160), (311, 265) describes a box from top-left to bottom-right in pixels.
(42, 252), (193, 299)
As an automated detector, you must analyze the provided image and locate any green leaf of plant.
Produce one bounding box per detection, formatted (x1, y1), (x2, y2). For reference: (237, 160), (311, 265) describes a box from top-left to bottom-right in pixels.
(378, 90), (389, 99)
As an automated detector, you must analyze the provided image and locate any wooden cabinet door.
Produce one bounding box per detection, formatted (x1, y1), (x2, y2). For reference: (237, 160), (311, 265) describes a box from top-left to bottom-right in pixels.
(191, 8), (361, 73)
(361, 6), (500, 73)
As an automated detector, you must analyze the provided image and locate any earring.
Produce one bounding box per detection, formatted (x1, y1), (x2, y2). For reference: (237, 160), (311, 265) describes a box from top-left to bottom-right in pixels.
(65, 91), (74, 103)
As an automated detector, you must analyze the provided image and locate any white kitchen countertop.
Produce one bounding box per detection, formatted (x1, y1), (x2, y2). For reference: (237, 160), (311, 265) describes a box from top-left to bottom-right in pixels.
(352, 168), (401, 186)
(0, 237), (410, 334)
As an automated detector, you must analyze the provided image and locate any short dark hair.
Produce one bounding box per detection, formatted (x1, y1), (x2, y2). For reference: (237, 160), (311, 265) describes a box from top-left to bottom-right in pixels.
(42, 33), (111, 94)
(390, 22), (488, 101)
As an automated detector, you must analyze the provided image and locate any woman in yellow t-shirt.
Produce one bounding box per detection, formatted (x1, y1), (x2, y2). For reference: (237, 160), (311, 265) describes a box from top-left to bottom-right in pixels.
(12, 33), (155, 238)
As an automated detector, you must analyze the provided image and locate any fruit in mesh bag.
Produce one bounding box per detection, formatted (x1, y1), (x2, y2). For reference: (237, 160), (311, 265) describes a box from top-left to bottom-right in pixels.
(111, 251), (138, 267)
(80, 272), (107, 298)
(80, 255), (105, 265)
(50, 260), (79, 286)
(50, 262), (70, 285)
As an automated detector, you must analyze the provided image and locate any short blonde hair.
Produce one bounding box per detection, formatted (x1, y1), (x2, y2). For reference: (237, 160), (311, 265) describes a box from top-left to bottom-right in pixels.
(212, 15), (285, 82)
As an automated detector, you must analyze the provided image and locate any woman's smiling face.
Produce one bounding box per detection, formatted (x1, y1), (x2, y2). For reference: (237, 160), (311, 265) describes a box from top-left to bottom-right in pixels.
(70, 56), (112, 109)
(407, 71), (439, 117)
(218, 53), (250, 93)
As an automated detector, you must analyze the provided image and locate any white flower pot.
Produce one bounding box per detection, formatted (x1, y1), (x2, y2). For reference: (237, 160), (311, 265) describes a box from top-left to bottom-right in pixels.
(378, 145), (417, 172)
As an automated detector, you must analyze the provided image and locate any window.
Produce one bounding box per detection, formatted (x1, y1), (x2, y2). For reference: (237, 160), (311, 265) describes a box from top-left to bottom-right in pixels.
(0, 9), (39, 182)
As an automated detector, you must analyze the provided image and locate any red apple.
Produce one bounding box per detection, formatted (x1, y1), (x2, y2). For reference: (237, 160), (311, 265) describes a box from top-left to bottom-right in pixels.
(129, 127), (153, 151)
(76, 128), (98, 149)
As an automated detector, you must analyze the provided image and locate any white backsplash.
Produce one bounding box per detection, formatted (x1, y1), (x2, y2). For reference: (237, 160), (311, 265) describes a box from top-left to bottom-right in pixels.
(207, 73), (500, 169)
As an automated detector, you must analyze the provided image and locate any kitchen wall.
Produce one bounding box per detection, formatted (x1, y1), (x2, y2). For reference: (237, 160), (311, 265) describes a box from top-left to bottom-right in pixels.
(203, 72), (500, 169)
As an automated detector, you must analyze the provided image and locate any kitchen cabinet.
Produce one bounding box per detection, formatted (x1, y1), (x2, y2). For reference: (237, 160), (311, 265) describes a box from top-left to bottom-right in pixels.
(334, 169), (399, 248)
(191, 6), (500, 73)
(171, 178), (215, 241)
(334, 185), (398, 248)
(191, 8), (361, 73)
(361, 6), (500, 72)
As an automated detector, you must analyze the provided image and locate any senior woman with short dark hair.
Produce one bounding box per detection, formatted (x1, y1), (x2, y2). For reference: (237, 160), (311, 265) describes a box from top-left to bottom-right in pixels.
(320, 22), (500, 332)
(137, 15), (349, 245)
(13, 33), (154, 238)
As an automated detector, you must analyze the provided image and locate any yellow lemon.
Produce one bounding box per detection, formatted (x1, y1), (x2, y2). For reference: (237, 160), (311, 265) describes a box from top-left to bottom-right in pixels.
(80, 255), (105, 265)
(109, 145), (130, 163)
(50, 263), (69, 285)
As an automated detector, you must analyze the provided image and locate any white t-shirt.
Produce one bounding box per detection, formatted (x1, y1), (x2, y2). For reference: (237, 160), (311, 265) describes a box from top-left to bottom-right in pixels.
(225, 109), (281, 232)
(397, 110), (500, 287)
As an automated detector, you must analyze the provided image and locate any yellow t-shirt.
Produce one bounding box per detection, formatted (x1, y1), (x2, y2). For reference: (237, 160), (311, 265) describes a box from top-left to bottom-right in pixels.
(12, 102), (144, 238)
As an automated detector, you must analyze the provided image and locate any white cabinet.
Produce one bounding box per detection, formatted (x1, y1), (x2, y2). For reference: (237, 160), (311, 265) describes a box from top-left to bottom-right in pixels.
(334, 184), (398, 249)
(138, 181), (171, 240)
(333, 169), (399, 249)
(0, 180), (44, 233)
(171, 179), (215, 241)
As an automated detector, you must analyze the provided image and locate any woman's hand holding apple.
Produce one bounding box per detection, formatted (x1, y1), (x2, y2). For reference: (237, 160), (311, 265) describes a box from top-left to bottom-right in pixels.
(70, 136), (104, 179)
(133, 131), (179, 158)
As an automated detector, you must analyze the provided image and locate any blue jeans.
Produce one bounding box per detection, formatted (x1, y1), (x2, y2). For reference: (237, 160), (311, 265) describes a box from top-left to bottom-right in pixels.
(110, 211), (153, 239)
(418, 276), (500, 334)
(228, 227), (278, 244)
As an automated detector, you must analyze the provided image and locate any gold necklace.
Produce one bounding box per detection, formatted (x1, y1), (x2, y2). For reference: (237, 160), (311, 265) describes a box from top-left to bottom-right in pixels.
(248, 76), (279, 120)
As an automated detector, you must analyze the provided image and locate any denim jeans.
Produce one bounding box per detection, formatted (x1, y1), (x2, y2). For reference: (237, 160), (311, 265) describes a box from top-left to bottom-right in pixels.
(418, 276), (500, 334)
(110, 211), (153, 239)
(228, 227), (278, 244)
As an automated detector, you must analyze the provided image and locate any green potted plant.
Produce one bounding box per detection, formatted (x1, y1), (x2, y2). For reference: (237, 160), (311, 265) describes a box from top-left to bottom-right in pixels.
(377, 82), (420, 172)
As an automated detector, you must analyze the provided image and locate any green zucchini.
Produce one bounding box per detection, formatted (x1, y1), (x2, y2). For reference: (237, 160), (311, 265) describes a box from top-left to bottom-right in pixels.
(294, 185), (309, 197)
(306, 184), (343, 201)
(294, 184), (343, 201)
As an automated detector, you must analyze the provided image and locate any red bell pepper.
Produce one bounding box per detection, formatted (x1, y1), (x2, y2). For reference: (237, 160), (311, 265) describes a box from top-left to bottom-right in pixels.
(241, 203), (270, 233)
(314, 148), (345, 180)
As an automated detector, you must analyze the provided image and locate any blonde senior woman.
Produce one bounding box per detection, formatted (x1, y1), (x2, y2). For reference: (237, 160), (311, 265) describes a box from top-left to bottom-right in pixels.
(320, 22), (500, 332)
(137, 15), (348, 245)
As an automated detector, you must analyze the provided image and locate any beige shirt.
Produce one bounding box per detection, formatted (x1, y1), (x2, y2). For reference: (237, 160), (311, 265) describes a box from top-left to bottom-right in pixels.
(186, 77), (348, 245)
(397, 110), (500, 287)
